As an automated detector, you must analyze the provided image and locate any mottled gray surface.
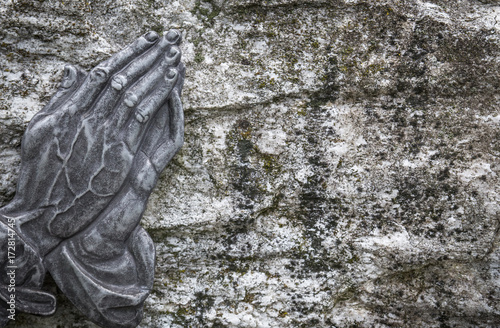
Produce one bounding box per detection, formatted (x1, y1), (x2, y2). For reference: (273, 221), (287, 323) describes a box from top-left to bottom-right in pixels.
(1, 0), (499, 327)
(0, 29), (185, 327)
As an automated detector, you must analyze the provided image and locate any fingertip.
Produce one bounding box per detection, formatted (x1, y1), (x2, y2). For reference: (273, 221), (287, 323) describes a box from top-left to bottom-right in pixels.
(63, 65), (75, 77)
(144, 31), (160, 42)
(166, 68), (177, 80)
(166, 29), (182, 45)
(61, 65), (77, 89)
(90, 66), (110, 83)
(160, 46), (181, 68)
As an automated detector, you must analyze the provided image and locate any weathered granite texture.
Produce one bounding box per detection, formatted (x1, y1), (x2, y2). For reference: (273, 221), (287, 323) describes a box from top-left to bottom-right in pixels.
(0, 0), (499, 327)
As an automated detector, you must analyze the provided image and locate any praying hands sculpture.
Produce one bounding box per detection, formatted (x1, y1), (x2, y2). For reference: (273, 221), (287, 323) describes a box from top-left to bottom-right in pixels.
(0, 30), (184, 327)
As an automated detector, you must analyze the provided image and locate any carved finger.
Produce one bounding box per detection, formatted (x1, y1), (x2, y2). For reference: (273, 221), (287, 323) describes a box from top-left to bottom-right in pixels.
(121, 66), (180, 153)
(65, 67), (109, 116)
(24, 65), (84, 136)
(125, 48), (180, 121)
(168, 87), (184, 148)
(113, 36), (177, 87)
(139, 100), (170, 158)
(128, 226), (155, 289)
(102, 31), (160, 72)
(7, 289), (56, 316)
(150, 89), (184, 172)
(137, 58), (184, 156)
(44, 65), (86, 112)
(61, 65), (79, 89)
(65, 31), (160, 115)
(108, 45), (181, 133)
(165, 29), (182, 45)
(134, 65), (180, 124)
(92, 35), (174, 120)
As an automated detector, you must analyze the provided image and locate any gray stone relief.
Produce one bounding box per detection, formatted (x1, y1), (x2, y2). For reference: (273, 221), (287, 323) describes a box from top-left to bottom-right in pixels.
(1, 0), (499, 327)
(0, 30), (184, 328)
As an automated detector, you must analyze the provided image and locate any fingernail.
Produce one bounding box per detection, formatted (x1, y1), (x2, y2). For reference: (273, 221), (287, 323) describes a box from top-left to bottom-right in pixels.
(63, 66), (71, 78)
(166, 29), (181, 44)
(90, 67), (109, 82)
(166, 68), (177, 79)
(167, 47), (179, 58)
(144, 31), (159, 42)
(61, 66), (76, 88)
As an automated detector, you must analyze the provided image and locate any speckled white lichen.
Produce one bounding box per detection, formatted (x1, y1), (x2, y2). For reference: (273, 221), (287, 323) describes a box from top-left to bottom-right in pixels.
(1, 0), (499, 327)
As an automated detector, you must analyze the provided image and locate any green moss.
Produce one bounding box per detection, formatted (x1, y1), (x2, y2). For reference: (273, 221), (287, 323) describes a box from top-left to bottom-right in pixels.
(194, 51), (205, 63)
(243, 291), (256, 303)
(278, 310), (288, 318)
(347, 255), (359, 264)
(150, 23), (164, 36)
(257, 76), (276, 89)
(334, 285), (358, 306)
(257, 152), (282, 174)
(297, 108), (307, 116)
(191, 0), (222, 25)
(176, 306), (195, 317)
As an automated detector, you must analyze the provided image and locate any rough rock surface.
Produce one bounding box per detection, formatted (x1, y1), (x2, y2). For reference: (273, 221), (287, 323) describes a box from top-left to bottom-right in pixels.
(1, 0), (499, 327)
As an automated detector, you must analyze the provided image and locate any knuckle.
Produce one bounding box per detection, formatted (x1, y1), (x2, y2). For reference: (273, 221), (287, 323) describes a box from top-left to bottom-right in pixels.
(90, 66), (109, 83)
(111, 74), (127, 91)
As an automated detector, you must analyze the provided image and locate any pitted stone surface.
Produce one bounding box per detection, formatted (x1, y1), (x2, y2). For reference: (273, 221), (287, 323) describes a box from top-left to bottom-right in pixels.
(1, 0), (499, 327)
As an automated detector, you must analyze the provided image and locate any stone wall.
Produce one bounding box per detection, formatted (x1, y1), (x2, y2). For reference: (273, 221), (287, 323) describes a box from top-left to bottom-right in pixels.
(0, 0), (499, 327)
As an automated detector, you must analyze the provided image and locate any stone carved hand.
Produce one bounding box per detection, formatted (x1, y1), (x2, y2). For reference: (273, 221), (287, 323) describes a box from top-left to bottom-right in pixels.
(0, 30), (184, 328)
